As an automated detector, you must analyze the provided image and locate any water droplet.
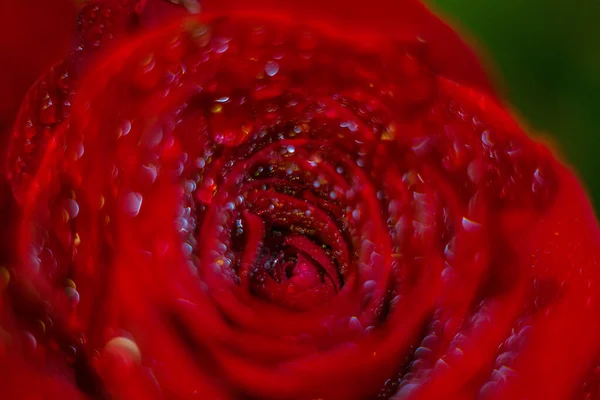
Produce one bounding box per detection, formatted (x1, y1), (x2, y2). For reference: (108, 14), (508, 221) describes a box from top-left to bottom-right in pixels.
(140, 164), (158, 185)
(340, 120), (358, 132)
(468, 159), (486, 184)
(123, 192), (143, 217)
(174, 216), (189, 233)
(495, 351), (517, 367)
(265, 60), (280, 77)
(531, 167), (551, 199)
(183, 180), (196, 194)
(195, 157), (206, 169)
(482, 130), (495, 147)
(182, 242), (193, 256)
(395, 383), (421, 399)
(185, 20), (211, 47)
(172, 0), (201, 14)
(64, 199), (80, 219)
(39, 91), (57, 125)
(68, 140), (85, 161)
(118, 120), (132, 138)
(421, 334), (438, 349)
(479, 381), (498, 399)
(348, 316), (364, 332)
(103, 336), (142, 365)
(133, 54), (160, 90)
(414, 346), (433, 360)
(141, 126), (163, 148)
(213, 41), (229, 54)
(362, 279), (376, 293)
(411, 137), (431, 156)
(444, 236), (456, 261)
(22, 331), (37, 354)
(461, 217), (481, 232)
(441, 266), (455, 284)
(65, 286), (80, 307)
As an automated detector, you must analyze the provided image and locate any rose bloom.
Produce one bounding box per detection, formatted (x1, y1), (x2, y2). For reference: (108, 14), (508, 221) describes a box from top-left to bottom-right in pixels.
(0, 1), (599, 399)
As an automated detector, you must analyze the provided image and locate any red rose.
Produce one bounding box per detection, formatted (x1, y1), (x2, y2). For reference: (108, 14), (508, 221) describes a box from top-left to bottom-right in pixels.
(1, 1), (599, 399)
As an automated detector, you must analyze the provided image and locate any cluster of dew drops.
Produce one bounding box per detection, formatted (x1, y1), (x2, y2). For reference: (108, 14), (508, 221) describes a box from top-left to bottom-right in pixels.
(1, 2), (567, 399)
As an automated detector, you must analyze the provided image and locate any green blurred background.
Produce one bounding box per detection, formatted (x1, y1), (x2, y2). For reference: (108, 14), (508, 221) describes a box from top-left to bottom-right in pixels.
(429, 0), (600, 214)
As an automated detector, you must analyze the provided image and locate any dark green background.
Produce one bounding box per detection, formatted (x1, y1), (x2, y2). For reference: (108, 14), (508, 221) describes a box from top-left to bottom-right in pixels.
(429, 0), (600, 214)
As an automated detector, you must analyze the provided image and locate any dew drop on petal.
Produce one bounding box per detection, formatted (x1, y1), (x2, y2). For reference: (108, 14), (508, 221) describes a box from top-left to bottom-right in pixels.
(123, 192), (143, 217)
(64, 199), (80, 219)
(265, 60), (280, 77)
(65, 286), (80, 307)
(461, 216), (482, 232)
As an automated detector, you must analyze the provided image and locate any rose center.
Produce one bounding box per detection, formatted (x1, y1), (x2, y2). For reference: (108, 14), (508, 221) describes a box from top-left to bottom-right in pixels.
(248, 227), (340, 310)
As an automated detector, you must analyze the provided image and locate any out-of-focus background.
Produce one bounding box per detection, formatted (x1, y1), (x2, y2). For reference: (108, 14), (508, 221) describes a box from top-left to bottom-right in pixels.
(430, 0), (600, 214)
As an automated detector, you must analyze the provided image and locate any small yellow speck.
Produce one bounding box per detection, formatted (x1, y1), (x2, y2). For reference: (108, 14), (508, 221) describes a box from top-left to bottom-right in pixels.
(140, 53), (154, 68)
(65, 279), (77, 290)
(73, 233), (81, 247)
(0, 267), (10, 289)
(211, 104), (223, 114)
(61, 209), (70, 223)
(381, 123), (397, 141)
(187, 22), (211, 47)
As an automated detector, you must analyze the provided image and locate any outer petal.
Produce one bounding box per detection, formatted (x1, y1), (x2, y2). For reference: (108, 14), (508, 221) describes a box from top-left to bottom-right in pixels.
(4, 0), (494, 201)
(1, 2), (599, 400)
(198, 0), (496, 95)
(0, 0), (77, 137)
(513, 162), (600, 400)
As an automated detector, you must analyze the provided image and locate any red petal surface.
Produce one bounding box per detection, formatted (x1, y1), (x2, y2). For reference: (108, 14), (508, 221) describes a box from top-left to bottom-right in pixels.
(0, 0), (76, 145)
(1, 1), (599, 400)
